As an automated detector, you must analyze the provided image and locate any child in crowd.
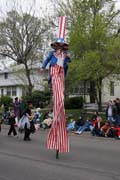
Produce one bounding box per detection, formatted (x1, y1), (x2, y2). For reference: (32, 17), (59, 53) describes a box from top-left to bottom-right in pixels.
(67, 118), (76, 131)
(8, 110), (17, 137)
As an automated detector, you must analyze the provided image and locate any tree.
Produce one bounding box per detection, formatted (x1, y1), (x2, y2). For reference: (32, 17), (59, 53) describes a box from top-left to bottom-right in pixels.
(0, 9), (49, 96)
(51, 0), (120, 109)
(0, 96), (13, 110)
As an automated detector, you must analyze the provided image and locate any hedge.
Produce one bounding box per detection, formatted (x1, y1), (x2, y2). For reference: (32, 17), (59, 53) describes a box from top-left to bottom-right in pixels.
(65, 96), (84, 109)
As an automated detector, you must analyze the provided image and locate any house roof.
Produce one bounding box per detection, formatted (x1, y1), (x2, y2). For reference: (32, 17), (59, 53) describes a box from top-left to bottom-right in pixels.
(0, 77), (25, 87)
(0, 62), (48, 88)
(0, 61), (42, 74)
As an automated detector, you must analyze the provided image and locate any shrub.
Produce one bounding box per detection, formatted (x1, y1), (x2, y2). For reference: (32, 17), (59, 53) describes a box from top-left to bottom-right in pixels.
(0, 96), (13, 110)
(65, 96), (84, 109)
(23, 90), (51, 108)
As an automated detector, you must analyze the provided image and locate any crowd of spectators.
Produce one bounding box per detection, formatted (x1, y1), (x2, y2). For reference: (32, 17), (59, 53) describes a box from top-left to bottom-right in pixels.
(67, 98), (120, 139)
(1, 97), (120, 140)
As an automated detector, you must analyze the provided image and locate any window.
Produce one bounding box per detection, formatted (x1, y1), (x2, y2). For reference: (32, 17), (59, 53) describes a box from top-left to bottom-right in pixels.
(6, 87), (17, 96)
(12, 87), (16, 96)
(4, 72), (8, 79)
(72, 81), (90, 95)
(110, 81), (114, 96)
(6, 87), (11, 96)
(1, 89), (4, 96)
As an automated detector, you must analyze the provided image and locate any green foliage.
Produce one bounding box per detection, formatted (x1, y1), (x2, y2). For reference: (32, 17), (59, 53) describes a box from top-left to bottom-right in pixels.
(23, 90), (51, 108)
(62, 0), (120, 108)
(0, 96), (13, 109)
(65, 109), (83, 123)
(65, 96), (84, 109)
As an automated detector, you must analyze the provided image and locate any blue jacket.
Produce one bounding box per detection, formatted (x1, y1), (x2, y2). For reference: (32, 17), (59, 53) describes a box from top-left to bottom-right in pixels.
(42, 51), (71, 76)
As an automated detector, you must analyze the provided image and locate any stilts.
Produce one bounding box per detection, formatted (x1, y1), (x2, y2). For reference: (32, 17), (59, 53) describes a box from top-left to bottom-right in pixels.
(56, 150), (59, 159)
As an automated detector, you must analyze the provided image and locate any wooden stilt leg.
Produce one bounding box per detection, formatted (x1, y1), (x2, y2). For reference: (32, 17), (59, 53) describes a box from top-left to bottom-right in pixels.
(56, 150), (59, 159)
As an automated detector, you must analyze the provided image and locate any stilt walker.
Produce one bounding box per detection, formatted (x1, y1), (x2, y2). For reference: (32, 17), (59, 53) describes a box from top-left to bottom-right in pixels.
(41, 16), (71, 158)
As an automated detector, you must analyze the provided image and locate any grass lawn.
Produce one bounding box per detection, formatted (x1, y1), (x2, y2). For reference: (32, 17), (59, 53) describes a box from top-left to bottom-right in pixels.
(65, 109), (106, 123)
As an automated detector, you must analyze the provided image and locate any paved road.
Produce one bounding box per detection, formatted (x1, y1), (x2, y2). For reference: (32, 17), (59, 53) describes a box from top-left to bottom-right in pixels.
(0, 126), (120, 180)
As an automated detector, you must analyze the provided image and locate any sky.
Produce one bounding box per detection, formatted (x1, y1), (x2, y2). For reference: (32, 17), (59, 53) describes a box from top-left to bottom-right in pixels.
(0, 0), (53, 69)
(0, 0), (120, 69)
(0, 0), (120, 16)
(0, 0), (53, 18)
(116, 0), (120, 9)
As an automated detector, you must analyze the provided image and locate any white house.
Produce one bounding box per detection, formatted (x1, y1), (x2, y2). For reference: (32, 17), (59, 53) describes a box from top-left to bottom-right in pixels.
(70, 76), (120, 103)
(102, 75), (120, 102)
(0, 63), (48, 99)
(0, 62), (120, 104)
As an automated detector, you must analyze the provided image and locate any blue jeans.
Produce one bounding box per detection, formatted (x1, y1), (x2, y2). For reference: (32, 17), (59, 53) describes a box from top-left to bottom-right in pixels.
(107, 116), (116, 125)
(76, 122), (92, 133)
(67, 121), (76, 131)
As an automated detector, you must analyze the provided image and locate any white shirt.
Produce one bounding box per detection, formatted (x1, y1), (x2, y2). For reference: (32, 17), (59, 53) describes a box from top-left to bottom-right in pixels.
(56, 50), (64, 67)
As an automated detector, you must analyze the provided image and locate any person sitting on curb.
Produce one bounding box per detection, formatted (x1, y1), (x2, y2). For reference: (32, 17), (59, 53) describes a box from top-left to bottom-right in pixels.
(100, 121), (111, 137)
(91, 116), (104, 136)
(41, 118), (53, 129)
(75, 114), (85, 131)
(75, 117), (93, 135)
(67, 118), (76, 132)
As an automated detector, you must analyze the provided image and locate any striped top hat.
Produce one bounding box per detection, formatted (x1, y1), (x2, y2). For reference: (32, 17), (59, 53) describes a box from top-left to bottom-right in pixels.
(51, 16), (69, 50)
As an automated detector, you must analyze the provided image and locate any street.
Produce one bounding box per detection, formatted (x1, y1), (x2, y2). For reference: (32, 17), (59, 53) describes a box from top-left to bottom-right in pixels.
(0, 126), (120, 180)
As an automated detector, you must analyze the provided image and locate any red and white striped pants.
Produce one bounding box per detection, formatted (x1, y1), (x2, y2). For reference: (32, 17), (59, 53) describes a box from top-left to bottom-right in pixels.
(47, 65), (69, 152)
